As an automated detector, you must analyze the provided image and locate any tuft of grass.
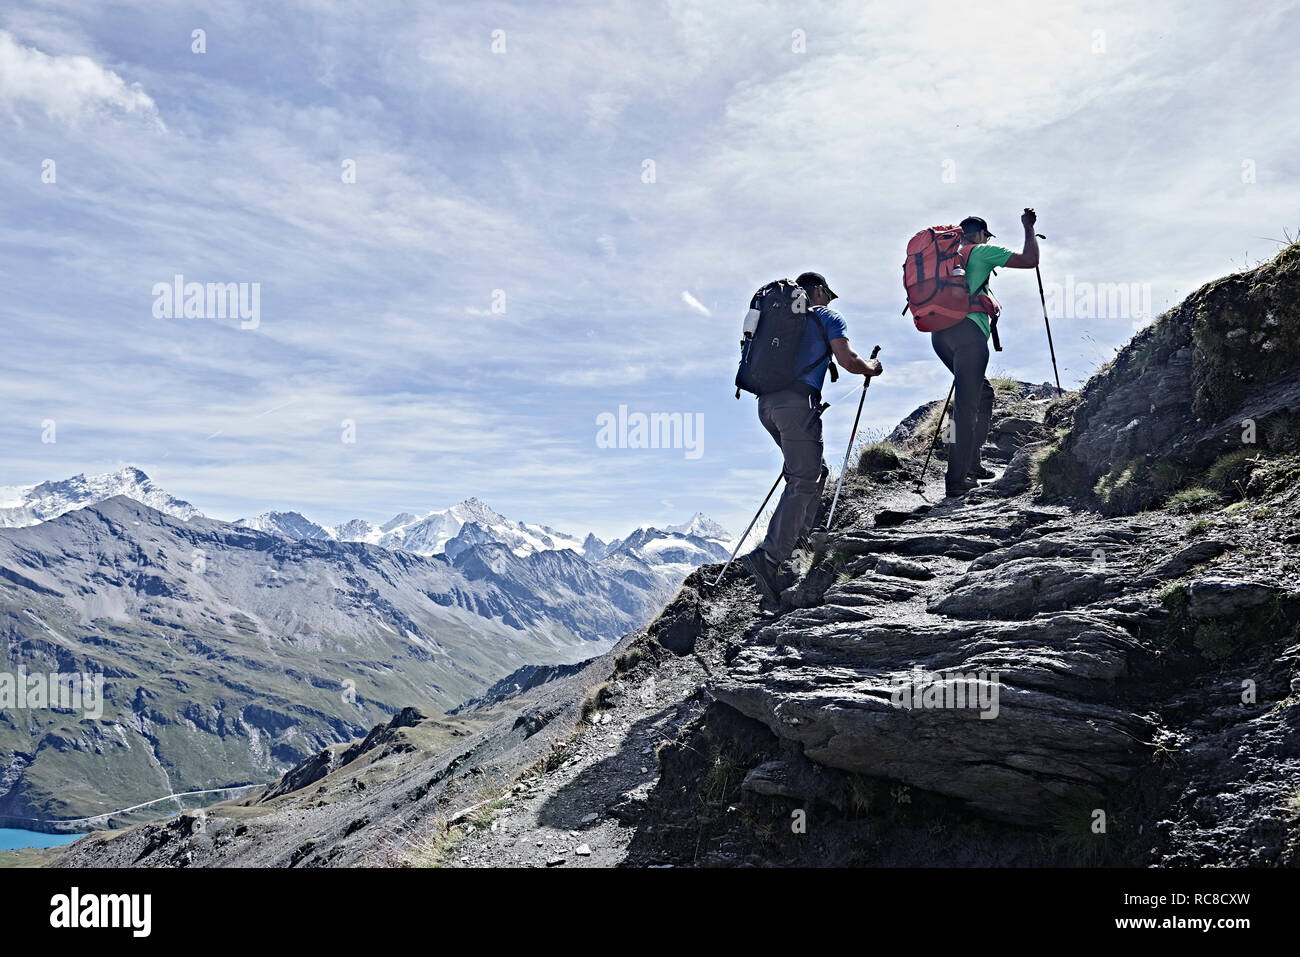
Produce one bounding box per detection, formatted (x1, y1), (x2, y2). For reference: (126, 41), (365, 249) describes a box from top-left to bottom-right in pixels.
(406, 825), (465, 868)
(399, 782), (516, 868)
(1206, 448), (1260, 498)
(1159, 582), (1189, 619)
(1186, 518), (1210, 536)
(858, 441), (901, 473)
(614, 648), (643, 673)
(539, 742), (569, 773)
(579, 684), (611, 724)
(1168, 486), (1221, 514)
(990, 376), (1021, 394)
(700, 753), (743, 806)
(470, 796), (511, 831)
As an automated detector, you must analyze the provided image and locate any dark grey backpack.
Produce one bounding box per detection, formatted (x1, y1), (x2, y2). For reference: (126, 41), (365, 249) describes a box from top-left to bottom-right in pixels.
(734, 279), (834, 397)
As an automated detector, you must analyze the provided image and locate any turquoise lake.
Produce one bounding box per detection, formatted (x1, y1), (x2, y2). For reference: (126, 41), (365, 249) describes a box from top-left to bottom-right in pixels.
(0, 828), (84, 850)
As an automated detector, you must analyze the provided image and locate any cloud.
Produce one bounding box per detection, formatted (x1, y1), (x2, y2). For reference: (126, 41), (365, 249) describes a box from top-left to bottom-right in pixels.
(2, 0), (1296, 541)
(0, 30), (162, 127)
(585, 91), (629, 129)
(681, 291), (711, 316)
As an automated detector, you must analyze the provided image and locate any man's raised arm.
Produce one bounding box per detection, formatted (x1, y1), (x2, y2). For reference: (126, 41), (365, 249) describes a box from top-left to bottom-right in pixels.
(1003, 208), (1040, 269)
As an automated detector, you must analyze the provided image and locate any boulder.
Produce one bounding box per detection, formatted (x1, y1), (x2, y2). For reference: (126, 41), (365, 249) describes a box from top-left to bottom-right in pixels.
(649, 588), (704, 655)
(713, 609), (1153, 826)
(1185, 577), (1280, 619)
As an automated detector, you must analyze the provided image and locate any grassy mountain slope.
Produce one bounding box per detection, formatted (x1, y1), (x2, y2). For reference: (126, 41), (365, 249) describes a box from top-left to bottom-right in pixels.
(0, 497), (597, 824)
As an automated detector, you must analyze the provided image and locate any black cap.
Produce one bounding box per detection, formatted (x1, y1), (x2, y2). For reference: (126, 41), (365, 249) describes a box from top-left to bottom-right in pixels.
(959, 216), (994, 238)
(796, 271), (837, 300)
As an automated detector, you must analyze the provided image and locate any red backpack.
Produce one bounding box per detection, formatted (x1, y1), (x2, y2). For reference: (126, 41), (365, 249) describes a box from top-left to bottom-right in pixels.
(902, 225), (1000, 333)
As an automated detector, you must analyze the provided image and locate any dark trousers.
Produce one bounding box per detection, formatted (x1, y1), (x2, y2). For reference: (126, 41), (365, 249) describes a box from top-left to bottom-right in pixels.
(931, 319), (994, 485)
(758, 390), (828, 564)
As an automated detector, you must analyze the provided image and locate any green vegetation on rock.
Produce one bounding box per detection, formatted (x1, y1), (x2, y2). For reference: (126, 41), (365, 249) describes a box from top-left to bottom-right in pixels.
(858, 441), (901, 473)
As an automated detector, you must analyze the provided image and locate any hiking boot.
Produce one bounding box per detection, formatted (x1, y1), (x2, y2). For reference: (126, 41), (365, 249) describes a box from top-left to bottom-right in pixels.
(741, 547), (781, 605)
(945, 477), (979, 498)
(968, 464), (995, 480)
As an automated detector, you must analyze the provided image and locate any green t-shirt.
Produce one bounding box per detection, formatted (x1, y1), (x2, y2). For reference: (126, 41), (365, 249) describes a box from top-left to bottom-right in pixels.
(964, 244), (1014, 339)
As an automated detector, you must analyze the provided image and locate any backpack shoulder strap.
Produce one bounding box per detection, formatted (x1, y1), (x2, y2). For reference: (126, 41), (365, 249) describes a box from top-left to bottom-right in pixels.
(961, 245), (996, 294)
(797, 306), (839, 381)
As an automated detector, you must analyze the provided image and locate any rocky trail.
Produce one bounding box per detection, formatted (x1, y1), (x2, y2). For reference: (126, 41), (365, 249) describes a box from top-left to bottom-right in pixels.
(443, 405), (959, 868)
(450, 367), (1300, 867)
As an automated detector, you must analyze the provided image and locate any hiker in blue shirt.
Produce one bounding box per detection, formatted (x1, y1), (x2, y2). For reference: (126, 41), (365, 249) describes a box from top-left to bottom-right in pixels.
(744, 272), (882, 603)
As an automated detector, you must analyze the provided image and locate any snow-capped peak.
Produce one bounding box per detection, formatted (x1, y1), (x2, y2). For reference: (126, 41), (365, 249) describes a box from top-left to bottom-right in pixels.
(0, 466), (203, 528)
(235, 511), (335, 541)
(329, 498), (589, 559)
(665, 512), (732, 542)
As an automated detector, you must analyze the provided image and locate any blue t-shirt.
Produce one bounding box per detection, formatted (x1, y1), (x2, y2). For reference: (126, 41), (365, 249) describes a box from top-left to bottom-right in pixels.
(795, 305), (847, 393)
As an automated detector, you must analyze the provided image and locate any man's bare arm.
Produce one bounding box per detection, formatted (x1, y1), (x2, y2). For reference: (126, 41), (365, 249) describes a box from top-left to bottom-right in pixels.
(1003, 207), (1040, 269)
(831, 338), (882, 377)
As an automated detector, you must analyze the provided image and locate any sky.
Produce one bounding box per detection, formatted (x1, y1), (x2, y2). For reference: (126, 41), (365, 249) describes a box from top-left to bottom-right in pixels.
(0, 0), (1297, 540)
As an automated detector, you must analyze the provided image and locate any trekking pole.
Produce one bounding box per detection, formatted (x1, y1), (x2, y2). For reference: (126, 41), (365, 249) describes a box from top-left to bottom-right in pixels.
(1032, 232), (1063, 396)
(712, 399), (832, 587)
(914, 381), (955, 491)
(712, 471), (783, 587)
(824, 345), (882, 531)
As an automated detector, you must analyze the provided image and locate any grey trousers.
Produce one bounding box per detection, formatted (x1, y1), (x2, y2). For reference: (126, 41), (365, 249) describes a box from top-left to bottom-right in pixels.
(758, 389), (828, 564)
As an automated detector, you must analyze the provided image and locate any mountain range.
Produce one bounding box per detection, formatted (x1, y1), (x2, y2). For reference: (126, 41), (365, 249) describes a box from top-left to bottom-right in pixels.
(0, 468), (730, 824)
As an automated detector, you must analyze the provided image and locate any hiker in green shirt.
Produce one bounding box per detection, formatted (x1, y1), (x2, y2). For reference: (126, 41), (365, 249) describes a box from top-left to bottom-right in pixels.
(933, 209), (1040, 496)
